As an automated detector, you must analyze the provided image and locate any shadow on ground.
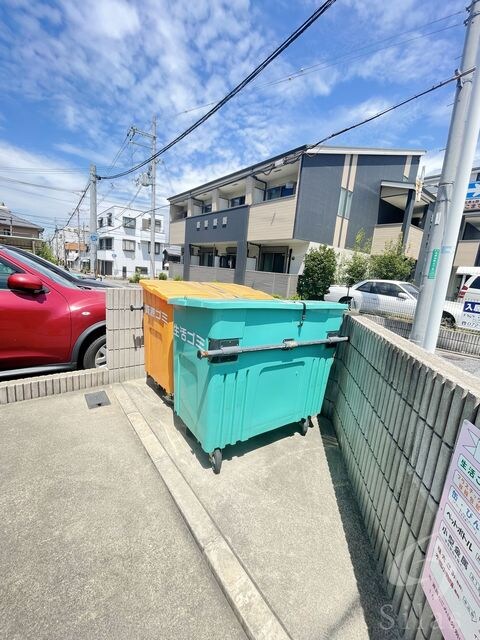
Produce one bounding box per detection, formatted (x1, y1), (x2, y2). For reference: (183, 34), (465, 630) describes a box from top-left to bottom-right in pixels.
(318, 416), (401, 640)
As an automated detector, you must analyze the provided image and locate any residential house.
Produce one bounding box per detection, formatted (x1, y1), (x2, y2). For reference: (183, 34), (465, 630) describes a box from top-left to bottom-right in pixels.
(96, 205), (166, 278)
(168, 145), (431, 296)
(0, 204), (44, 251)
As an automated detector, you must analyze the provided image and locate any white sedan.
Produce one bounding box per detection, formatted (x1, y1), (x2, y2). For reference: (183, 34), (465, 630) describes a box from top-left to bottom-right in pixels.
(325, 279), (462, 328)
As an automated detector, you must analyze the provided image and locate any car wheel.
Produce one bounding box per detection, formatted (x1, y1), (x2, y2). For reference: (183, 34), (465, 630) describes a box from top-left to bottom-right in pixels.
(339, 297), (353, 308)
(441, 313), (456, 329)
(82, 335), (107, 369)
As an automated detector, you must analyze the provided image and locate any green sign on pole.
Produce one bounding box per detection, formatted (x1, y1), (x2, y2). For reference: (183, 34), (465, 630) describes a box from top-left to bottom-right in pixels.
(428, 248), (440, 279)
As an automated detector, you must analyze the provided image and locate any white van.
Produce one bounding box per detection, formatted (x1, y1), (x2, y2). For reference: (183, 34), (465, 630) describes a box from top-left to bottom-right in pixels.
(459, 275), (480, 302)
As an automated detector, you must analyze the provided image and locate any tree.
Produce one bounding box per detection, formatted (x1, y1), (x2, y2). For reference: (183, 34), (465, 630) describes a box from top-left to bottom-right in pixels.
(343, 229), (371, 287)
(370, 237), (415, 281)
(297, 245), (336, 300)
(36, 241), (58, 264)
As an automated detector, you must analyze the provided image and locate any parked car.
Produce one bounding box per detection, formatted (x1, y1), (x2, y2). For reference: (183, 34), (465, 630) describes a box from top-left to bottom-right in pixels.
(0, 244), (106, 379)
(458, 275), (480, 303)
(325, 279), (463, 328)
(4, 245), (120, 289)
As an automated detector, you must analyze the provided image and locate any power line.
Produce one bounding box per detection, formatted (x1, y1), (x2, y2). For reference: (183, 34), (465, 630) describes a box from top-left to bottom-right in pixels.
(0, 175), (84, 193)
(175, 15), (463, 117)
(98, 0), (338, 180)
(307, 69), (476, 153)
(60, 180), (91, 231)
(0, 184), (83, 204)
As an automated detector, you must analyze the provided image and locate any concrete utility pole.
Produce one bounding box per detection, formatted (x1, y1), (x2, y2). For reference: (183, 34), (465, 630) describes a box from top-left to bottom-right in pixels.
(150, 115), (157, 279)
(89, 164), (97, 276)
(410, 0), (480, 349)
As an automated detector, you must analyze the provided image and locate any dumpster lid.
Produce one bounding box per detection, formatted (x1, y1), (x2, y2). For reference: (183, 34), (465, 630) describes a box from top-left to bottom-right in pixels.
(139, 279), (274, 300)
(169, 297), (346, 311)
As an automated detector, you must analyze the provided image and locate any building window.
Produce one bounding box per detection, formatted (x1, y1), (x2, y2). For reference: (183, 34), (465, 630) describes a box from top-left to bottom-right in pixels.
(123, 216), (136, 229)
(222, 216), (227, 227)
(122, 239), (136, 252)
(1, 229), (11, 236)
(265, 183), (296, 201)
(229, 196), (245, 208)
(107, 214), (113, 226)
(147, 242), (161, 254)
(337, 187), (353, 219)
(204, 220), (208, 229)
(99, 237), (113, 250)
(213, 218), (218, 228)
(135, 266), (148, 275)
(142, 218), (162, 232)
(202, 203), (212, 214)
(98, 218), (103, 228)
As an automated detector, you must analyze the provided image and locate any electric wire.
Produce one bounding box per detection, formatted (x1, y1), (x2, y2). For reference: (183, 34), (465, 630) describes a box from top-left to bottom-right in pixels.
(175, 16), (463, 117)
(0, 176), (84, 193)
(98, 0), (338, 180)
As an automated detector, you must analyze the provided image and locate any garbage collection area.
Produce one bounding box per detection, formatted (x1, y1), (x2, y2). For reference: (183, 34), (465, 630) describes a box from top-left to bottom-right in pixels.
(140, 280), (346, 473)
(0, 282), (404, 639)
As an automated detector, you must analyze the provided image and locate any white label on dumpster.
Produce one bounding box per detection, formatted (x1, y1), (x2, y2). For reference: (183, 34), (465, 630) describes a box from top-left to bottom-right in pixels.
(174, 323), (205, 349)
(144, 304), (168, 324)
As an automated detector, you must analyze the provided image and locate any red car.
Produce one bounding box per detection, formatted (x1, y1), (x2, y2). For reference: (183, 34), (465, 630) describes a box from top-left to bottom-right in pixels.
(0, 245), (106, 379)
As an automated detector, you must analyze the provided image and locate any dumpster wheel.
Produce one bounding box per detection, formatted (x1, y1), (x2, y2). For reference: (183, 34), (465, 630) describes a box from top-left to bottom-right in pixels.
(299, 416), (313, 436)
(210, 448), (222, 474)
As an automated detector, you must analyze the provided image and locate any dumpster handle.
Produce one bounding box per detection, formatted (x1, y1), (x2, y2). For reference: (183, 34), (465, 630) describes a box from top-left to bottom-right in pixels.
(197, 336), (348, 359)
(298, 302), (307, 327)
(129, 304), (144, 311)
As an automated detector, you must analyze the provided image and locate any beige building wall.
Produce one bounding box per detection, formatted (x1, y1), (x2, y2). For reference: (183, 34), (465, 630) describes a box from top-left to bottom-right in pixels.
(247, 196), (296, 242)
(454, 240), (480, 267)
(169, 220), (186, 245)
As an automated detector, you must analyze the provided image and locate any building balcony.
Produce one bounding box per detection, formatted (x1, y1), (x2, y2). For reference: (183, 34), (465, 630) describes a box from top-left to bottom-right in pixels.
(247, 195), (297, 242)
(371, 223), (423, 260)
(170, 219), (186, 245)
(454, 240), (480, 267)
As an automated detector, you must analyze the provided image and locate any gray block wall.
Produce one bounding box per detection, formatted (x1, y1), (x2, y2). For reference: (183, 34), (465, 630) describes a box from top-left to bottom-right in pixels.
(322, 314), (480, 639)
(106, 287), (144, 382)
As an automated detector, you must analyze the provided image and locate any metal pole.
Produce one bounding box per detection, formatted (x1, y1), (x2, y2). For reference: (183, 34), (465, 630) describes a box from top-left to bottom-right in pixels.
(422, 46), (480, 351)
(410, 0), (480, 346)
(89, 163), (97, 276)
(77, 206), (81, 271)
(150, 116), (157, 278)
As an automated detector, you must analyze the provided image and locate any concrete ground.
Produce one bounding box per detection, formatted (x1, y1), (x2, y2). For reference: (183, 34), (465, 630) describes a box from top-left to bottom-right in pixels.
(0, 390), (247, 640)
(437, 348), (480, 377)
(119, 378), (401, 640)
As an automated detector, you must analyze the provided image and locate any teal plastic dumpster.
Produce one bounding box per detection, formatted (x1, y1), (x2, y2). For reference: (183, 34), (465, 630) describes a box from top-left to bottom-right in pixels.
(171, 298), (347, 473)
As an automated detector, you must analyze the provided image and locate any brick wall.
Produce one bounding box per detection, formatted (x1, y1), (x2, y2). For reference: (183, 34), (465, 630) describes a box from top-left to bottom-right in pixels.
(322, 314), (480, 639)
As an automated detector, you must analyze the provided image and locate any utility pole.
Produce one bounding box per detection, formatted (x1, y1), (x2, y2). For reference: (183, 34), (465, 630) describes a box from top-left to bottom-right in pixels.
(130, 117), (159, 278)
(150, 115), (157, 279)
(77, 206), (81, 271)
(89, 164), (97, 276)
(410, 0), (480, 349)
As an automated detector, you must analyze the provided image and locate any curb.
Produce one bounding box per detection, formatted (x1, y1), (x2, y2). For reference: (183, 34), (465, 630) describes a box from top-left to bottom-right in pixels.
(112, 384), (291, 640)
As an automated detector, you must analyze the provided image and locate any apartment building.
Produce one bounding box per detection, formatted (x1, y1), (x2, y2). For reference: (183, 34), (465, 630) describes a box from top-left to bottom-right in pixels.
(96, 205), (166, 278)
(168, 145), (431, 295)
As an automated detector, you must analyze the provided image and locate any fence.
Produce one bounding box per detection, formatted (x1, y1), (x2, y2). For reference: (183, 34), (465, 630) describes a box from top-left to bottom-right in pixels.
(168, 262), (299, 297)
(322, 314), (480, 639)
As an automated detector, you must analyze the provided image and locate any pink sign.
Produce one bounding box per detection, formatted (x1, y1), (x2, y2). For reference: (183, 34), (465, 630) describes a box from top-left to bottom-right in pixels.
(422, 419), (480, 640)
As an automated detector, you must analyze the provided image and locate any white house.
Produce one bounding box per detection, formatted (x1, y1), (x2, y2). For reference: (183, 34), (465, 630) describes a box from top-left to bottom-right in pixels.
(96, 205), (166, 278)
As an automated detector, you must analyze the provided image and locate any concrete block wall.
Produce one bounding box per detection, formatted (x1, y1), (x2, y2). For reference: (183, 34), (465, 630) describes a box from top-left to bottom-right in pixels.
(106, 288), (144, 382)
(0, 368), (110, 405)
(322, 314), (480, 639)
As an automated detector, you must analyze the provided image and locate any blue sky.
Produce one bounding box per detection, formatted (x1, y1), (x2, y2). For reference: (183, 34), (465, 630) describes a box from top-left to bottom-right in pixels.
(0, 0), (470, 234)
